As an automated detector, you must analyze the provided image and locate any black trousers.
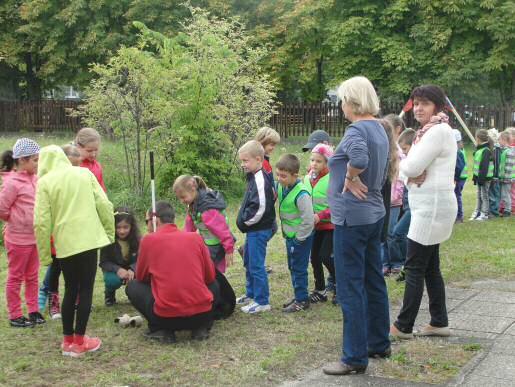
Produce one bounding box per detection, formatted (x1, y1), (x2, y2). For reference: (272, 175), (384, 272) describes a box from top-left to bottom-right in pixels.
(394, 239), (448, 333)
(48, 256), (61, 293)
(59, 249), (98, 336)
(126, 280), (214, 333)
(310, 229), (335, 291)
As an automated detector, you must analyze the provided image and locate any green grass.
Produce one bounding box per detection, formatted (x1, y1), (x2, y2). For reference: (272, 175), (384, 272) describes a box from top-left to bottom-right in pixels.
(0, 133), (512, 385)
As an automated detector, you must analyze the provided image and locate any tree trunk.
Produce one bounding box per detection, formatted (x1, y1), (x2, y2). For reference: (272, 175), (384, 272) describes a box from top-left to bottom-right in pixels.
(25, 53), (42, 101)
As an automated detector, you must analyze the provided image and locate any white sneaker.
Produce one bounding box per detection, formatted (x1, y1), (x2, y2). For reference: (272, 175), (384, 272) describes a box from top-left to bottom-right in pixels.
(475, 213), (489, 221)
(51, 313), (62, 320)
(236, 295), (253, 306)
(242, 302), (271, 314)
(469, 211), (479, 220)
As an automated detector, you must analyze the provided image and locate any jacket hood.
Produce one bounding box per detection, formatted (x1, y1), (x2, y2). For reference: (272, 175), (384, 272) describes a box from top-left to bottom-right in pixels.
(194, 189), (227, 213)
(38, 145), (72, 178)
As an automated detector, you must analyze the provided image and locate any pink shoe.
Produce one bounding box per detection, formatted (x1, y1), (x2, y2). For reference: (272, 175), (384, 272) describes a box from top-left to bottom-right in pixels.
(61, 340), (73, 356)
(64, 336), (102, 358)
(50, 292), (61, 320)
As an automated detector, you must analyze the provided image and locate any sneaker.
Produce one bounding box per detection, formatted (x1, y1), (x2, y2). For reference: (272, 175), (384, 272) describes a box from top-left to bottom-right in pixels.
(64, 336), (102, 357)
(325, 276), (336, 293)
(38, 288), (49, 312)
(29, 311), (46, 325)
(309, 290), (328, 303)
(10, 316), (35, 328)
(382, 267), (391, 276)
(49, 292), (61, 320)
(390, 325), (413, 340)
(282, 298), (296, 308)
(469, 211), (479, 220)
(104, 290), (116, 307)
(414, 325), (451, 337)
(475, 213), (489, 221)
(266, 266), (273, 274)
(236, 295), (253, 306)
(282, 300), (310, 313)
(61, 340), (73, 356)
(242, 302), (271, 314)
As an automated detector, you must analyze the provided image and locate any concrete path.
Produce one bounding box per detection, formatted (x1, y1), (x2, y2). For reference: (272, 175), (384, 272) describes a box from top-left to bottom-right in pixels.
(281, 280), (515, 387)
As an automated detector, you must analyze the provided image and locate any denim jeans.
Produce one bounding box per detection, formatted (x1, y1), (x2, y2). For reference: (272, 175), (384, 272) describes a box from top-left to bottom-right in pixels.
(244, 229), (272, 305)
(454, 179), (466, 220)
(387, 209), (411, 269)
(394, 239), (448, 333)
(489, 180), (500, 216)
(381, 206), (401, 270)
(334, 219), (390, 367)
(286, 234), (314, 302)
(103, 271), (123, 292)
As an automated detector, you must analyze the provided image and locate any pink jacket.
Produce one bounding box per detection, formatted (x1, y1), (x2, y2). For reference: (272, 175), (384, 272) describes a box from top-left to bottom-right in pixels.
(391, 144), (406, 208)
(0, 171), (37, 245)
(185, 210), (235, 254)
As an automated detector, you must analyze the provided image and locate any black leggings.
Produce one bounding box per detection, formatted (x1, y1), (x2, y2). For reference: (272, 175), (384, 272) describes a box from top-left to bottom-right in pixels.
(48, 256), (61, 293)
(59, 249), (98, 336)
(310, 229), (336, 291)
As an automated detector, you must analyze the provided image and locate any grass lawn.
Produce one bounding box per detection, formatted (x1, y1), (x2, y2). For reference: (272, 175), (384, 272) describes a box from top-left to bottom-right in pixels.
(0, 133), (512, 385)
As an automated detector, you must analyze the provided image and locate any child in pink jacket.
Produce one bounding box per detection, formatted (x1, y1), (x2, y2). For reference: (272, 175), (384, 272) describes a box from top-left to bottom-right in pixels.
(0, 139), (45, 328)
(173, 175), (235, 273)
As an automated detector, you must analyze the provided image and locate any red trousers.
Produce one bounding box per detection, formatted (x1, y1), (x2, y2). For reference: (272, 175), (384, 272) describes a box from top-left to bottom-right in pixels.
(5, 242), (39, 319)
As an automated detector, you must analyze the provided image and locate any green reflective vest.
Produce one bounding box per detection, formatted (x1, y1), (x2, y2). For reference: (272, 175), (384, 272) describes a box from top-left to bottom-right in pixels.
(459, 149), (468, 179)
(278, 181), (310, 239)
(473, 148), (494, 178)
(499, 148), (514, 179)
(303, 174), (330, 222)
(193, 210), (227, 246)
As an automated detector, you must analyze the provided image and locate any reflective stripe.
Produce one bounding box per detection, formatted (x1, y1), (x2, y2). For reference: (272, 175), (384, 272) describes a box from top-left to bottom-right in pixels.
(193, 211), (226, 246)
(280, 212), (301, 220)
(303, 174), (330, 223)
(281, 224), (299, 233)
(313, 197), (328, 205)
(473, 148), (494, 178)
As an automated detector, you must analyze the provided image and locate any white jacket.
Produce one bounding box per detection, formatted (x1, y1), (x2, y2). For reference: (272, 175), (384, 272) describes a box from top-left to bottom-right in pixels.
(400, 123), (457, 245)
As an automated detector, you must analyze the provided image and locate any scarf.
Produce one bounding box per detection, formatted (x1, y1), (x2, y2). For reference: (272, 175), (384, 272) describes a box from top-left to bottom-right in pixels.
(414, 112), (449, 145)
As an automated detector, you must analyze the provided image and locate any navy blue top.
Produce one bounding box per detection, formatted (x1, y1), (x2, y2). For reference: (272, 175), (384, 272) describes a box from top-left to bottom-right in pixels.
(328, 120), (389, 226)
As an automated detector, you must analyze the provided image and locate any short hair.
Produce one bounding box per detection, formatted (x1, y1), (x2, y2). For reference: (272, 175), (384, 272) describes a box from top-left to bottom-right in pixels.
(276, 154), (300, 174)
(61, 143), (80, 158)
(255, 126), (280, 146)
(76, 127), (101, 147)
(499, 131), (510, 143)
(383, 114), (405, 135)
(238, 140), (264, 158)
(398, 128), (417, 145)
(410, 85), (447, 113)
(337, 76), (380, 116)
(149, 200), (175, 224)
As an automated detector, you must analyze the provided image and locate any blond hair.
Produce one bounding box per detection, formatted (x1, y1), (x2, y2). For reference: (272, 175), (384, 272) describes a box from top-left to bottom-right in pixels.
(76, 127), (101, 147)
(61, 143), (80, 158)
(499, 131), (510, 144)
(255, 126), (280, 146)
(173, 175), (208, 193)
(238, 140), (264, 158)
(337, 76), (380, 116)
(276, 154), (300, 174)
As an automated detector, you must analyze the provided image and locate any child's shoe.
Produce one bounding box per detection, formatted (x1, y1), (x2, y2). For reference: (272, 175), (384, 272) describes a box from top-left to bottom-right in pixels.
(10, 316), (35, 328)
(49, 292), (61, 320)
(382, 267), (391, 276)
(282, 300), (310, 313)
(242, 302), (271, 314)
(28, 311), (46, 325)
(64, 336), (102, 358)
(331, 292), (338, 305)
(309, 289), (328, 303)
(469, 211), (479, 220)
(38, 288), (49, 312)
(475, 213), (489, 221)
(282, 298), (296, 308)
(104, 290), (116, 307)
(236, 295), (253, 306)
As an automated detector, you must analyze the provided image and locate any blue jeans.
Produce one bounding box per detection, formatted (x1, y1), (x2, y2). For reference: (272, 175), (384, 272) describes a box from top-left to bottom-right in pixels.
(489, 180), (500, 216)
(387, 209), (411, 269)
(381, 206), (401, 270)
(244, 229), (272, 305)
(334, 219), (390, 367)
(286, 234), (314, 302)
(454, 179), (466, 219)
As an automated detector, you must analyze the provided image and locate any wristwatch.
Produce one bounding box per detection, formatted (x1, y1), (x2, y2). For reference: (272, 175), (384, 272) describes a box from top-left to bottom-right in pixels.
(346, 175), (358, 182)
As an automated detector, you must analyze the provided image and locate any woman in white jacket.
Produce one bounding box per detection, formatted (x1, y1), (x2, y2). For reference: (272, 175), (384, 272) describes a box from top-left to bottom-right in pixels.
(391, 85), (457, 339)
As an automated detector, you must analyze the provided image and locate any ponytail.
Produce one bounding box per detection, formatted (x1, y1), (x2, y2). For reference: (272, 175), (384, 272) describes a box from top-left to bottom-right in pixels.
(1, 150), (15, 172)
(193, 176), (208, 190)
(173, 174), (209, 193)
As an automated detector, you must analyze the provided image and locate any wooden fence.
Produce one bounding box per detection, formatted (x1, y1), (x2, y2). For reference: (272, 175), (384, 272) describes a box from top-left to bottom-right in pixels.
(0, 100), (82, 132)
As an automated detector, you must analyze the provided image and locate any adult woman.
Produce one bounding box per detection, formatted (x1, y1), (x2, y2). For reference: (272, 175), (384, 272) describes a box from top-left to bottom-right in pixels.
(390, 85), (457, 339)
(323, 76), (390, 376)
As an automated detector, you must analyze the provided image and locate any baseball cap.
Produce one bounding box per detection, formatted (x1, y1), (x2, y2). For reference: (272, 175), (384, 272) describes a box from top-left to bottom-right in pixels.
(302, 130), (330, 152)
(452, 129), (462, 142)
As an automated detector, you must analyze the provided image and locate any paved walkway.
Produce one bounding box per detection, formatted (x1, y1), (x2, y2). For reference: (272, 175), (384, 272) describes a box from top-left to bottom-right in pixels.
(281, 280), (515, 387)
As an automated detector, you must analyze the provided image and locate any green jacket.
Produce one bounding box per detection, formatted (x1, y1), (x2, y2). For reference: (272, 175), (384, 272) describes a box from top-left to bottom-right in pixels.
(34, 145), (114, 265)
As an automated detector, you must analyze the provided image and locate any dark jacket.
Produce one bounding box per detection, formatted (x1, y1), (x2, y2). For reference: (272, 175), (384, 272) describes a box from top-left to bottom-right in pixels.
(100, 240), (138, 273)
(192, 189), (227, 214)
(492, 145), (501, 179)
(237, 169), (276, 233)
(473, 143), (492, 186)
(454, 150), (466, 181)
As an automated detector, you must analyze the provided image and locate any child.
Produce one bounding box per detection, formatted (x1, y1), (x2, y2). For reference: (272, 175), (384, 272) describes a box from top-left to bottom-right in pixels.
(498, 131), (514, 217)
(38, 143), (82, 318)
(100, 207), (140, 306)
(254, 126), (281, 176)
(0, 139), (45, 328)
(34, 145), (114, 357)
(471, 129), (494, 221)
(236, 140), (276, 314)
(453, 130), (468, 222)
(173, 175), (234, 273)
(276, 154), (314, 313)
(76, 127), (106, 191)
(303, 144), (336, 304)
(488, 129), (502, 217)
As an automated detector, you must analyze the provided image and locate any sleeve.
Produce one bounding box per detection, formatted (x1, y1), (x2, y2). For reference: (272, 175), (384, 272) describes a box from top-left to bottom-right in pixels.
(455, 151), (465, 181)
(477, 148), (491, 184)
(202, 210), (234, 254)
(91, 173), (115, 243)
(184, 213), (196, 232)
(33, 182), (53, 266)
(390, 177), (404, 206)
(244, 172), (267, 227)
(400, 125), (444, 178)
(0, 180), (16, 221)
(317, 208), (331, 221)
(99, 243), (121, 273)
(295, 193), (314, 241)
(200, 240), (216, 285)
(135, 237), (150, 283)
(341, 126), (369, 170)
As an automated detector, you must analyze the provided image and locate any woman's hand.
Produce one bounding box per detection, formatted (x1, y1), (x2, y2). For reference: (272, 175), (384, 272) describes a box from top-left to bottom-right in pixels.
(408, 170), (427, 187)
(343, 175), (368, 200)
(117, 267), (128, 280)
(126, 269), (135, 281)
(225, 253), (234, 268)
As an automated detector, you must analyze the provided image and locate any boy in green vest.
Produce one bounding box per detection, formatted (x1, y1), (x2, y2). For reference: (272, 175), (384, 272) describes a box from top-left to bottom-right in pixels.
(471, 129), (494, 221)
(276, 154), (314, 313)
(498, 131), (514, 217)
(453, 129), (467, 222)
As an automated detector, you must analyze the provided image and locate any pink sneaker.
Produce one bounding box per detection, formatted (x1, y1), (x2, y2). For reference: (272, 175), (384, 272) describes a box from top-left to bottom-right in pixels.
(61, 340), (73, 356)
(50, 292), (61, 320)
(64, 336), (102, 358)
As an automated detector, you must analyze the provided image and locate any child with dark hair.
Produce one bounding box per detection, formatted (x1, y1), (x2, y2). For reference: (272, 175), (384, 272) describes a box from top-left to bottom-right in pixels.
(471, 129), (494, 221)
(100, 207), (141, 306)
